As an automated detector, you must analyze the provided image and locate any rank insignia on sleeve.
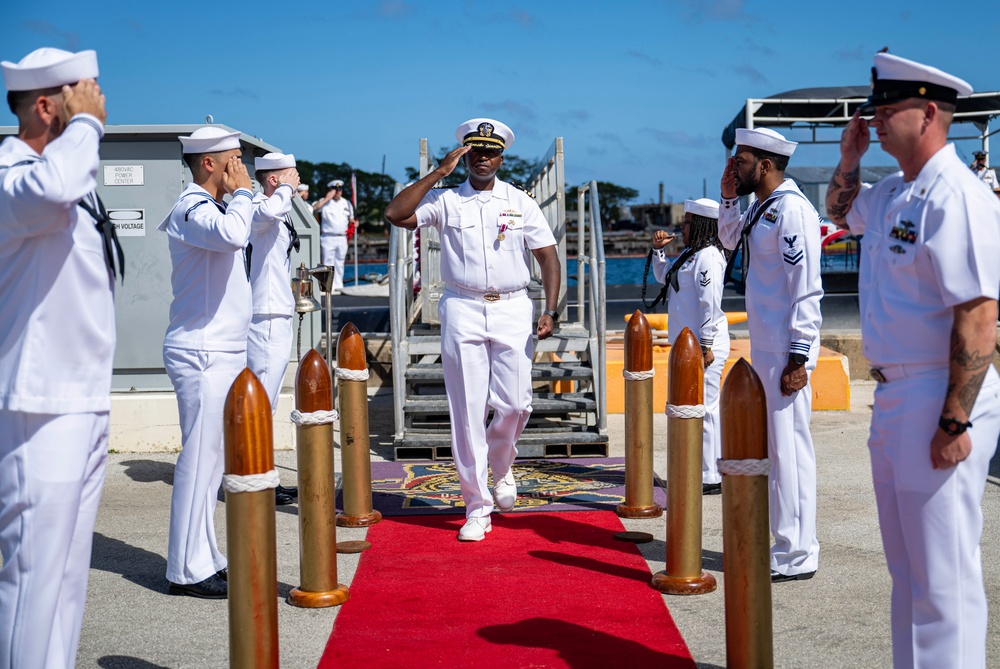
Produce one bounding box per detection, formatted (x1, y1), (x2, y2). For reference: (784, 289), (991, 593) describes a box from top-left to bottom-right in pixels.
(699, 270), (711, 286)
(782, 234), (803, 265)
(889, 244), (905, 254)
(763, 209), (778, 222)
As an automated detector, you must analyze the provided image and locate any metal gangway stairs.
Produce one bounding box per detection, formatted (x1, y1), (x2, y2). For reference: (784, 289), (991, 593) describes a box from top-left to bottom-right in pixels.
(387, 138), (608, 461)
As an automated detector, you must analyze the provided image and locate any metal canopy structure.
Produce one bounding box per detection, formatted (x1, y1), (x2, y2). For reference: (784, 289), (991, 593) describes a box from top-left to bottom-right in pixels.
(721, 85), (1000, 155)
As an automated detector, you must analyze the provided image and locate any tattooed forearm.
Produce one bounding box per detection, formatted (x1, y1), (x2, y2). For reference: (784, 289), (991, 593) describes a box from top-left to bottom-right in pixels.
(825, 163), (862, 226)
(950, 331), (994, 371)
(957, 368), (989, 416)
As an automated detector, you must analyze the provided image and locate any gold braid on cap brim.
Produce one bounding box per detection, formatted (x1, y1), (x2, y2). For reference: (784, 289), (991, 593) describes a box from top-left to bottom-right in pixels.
(463, 134), (506, 149)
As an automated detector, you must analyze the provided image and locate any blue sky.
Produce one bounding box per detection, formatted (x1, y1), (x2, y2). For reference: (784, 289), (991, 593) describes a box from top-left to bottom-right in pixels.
(3, 1), (998, 205)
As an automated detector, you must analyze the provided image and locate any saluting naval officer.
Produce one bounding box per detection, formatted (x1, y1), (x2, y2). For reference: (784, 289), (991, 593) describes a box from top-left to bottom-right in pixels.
(969, 150), (1000, 193)
(650, 199), (730, 494)
(159, 127), (256, 598)
(827, 51), (1000, 669)
(317, 178), (356, 293)
(717, 127), (824, 582)
(384, 118), (560, 541)
(0, 47), (122, 668)
(248, 152), (301, 505)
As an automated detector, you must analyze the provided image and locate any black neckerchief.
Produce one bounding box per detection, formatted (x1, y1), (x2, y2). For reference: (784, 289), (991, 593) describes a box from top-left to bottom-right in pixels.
(641, 245), (697, 311)
(723, 192), (782, 288)
(283, 215), (300, 258)
(77, 192), (125, 282)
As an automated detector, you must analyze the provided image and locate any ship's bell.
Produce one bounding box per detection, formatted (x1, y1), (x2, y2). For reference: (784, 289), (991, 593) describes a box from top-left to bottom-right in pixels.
(292, 263), (321, 313)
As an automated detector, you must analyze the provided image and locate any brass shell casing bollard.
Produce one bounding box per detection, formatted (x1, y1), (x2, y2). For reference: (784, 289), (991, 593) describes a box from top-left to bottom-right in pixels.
(288, 349), (350, 608)
(224, 369), (279, 669)
(336, 323), (382, 528)
(652, 328), (717, 595)
(617, 310), (662, 518)
(720, 359), (773, 668)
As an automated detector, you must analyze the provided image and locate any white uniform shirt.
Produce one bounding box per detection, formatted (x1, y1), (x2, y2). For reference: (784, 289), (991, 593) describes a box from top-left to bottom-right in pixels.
(319, 197), (353, 235)
(158, 183), (254, 351)
(972, 165), (999, 191)
(718, 179), (824, 355)
(652, 246), (728, 348)
(0, 115), (115, 413)
(249, 186), (295, 316)
(414, 179), (556, 292)
(846, 144), (1000, 367)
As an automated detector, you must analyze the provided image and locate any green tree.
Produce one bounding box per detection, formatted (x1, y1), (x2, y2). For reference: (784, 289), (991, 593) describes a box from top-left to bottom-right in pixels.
(566, 181), (640, 228)
(297, 160), (395, 232)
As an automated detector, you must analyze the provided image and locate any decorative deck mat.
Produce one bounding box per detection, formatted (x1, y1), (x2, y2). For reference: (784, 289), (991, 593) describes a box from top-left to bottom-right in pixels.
(347, 458), (667, 516)
(318, 511), (695, 669)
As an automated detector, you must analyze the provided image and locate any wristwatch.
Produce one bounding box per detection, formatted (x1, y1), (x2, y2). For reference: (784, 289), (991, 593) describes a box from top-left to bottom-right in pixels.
(938, 416), (973, 436)
(788, 353), (808, 366)
(543, 309), (559, 321)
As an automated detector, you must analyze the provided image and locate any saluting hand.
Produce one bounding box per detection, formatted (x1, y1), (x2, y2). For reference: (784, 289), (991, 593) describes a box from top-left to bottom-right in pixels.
(839, 112), (871, 165)
(222, 156), (252, 194)
(438, 145), (472, 178)
(652, 230), (675, 249)
(720, 157), (738, 200)
(62, 78), (106, 125)
(280, 167), (301, 191)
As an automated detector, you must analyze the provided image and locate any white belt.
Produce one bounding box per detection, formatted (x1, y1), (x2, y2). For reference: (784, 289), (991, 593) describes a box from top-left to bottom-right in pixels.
(445, 285), (527, 302)
(869, 362), (944, 383)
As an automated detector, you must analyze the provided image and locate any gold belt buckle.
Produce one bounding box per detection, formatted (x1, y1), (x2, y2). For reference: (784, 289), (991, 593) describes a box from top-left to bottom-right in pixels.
(869, 368), (887, 383)
(483, 292), (501, 302)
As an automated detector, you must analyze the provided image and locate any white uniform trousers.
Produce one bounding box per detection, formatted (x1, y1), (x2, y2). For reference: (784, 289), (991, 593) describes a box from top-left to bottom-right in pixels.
(701, 339), (730, 485)
(0, 410), (108, 669)
(320, 235), (348, 290)
(751, 348), (820, 576)
(438, 291), (534, 518)
(247, 314), (293, 415)
(162, 347), (246, 584)
(869, 365), (1000, 669)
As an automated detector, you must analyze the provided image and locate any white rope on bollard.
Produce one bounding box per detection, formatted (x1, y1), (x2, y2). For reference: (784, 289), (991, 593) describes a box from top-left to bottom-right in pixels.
(622, 369), (655, 381)
(717, 458), (770, 477)
(335, 367), (370, 382)
(290, 409), (339, 426)
(223, 469), (281, 494)
(664, 403), (706, 418)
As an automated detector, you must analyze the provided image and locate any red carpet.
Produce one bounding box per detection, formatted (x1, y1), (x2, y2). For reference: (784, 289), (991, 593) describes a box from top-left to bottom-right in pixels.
(319, 511), (695, 669)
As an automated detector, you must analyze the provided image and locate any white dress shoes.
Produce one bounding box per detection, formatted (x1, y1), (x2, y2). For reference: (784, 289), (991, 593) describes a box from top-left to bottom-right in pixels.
(493, 469), (517, 512)
(458, 516), (492, 541)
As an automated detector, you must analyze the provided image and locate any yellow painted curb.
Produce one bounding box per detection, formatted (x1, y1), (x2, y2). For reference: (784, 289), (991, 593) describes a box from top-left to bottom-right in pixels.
(605, 337), (850, 414)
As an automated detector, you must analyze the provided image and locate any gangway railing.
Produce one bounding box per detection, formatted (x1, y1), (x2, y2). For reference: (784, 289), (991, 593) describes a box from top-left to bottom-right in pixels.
(575, 180), (607, 434)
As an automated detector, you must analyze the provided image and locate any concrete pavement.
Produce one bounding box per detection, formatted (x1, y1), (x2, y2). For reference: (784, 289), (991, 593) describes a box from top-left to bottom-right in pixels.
(74, 380), (1000, 668)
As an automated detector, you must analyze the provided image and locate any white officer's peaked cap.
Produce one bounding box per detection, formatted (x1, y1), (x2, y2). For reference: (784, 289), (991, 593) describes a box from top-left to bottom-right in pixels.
(860, 52), (973, 111)
(684, 198), (720, 219)
(2, 47), (99, 92)
(456, 118), (515, 150)
(327, 179), (345, 188)
(735, 127), (797, 157)
(254, 152), (296, 171)
(179, 127), (242, 154)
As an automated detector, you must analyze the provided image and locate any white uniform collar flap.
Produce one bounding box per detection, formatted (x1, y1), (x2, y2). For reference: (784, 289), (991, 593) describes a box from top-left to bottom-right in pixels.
(909, 144), (957, 201)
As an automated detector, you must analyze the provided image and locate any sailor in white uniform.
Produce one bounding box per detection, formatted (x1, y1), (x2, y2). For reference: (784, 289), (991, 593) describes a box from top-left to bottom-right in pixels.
(828, 51), (1000, 669)
(718, 127), (824, 582)
(248, 152), (300, 504)
(0, 47), (120, 669)
(969, 150), (999, 192)
(317, 178), (355, 292)
(650, 198), (730, 494)
(159, 127), (255, 599)
(385, 118), (560, 542)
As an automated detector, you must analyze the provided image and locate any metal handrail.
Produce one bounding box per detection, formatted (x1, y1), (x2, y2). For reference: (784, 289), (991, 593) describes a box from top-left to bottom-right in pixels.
(577, 181), (607, 433)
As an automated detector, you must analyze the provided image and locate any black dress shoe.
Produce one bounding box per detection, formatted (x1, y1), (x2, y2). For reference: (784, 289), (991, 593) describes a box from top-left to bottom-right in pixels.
(771, 570), (816, 583)
(702, 483), (722, 496)
(277, 484), (298, 498)
(276, 489), (295, 506)
(168, 574), (227, 599)
(216, 567), (227, 582)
